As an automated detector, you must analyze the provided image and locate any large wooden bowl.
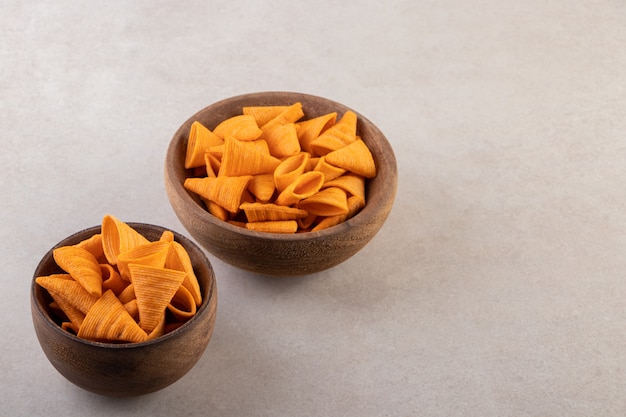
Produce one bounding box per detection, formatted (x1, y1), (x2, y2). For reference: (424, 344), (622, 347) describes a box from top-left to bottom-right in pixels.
(30, 223), (218, 397)
(165, 92), (398, 276)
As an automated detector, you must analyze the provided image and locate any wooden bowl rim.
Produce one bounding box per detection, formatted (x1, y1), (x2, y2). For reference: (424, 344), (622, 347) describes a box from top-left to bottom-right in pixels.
(31, 222), (217, 350)
(165, 91), (398, 242)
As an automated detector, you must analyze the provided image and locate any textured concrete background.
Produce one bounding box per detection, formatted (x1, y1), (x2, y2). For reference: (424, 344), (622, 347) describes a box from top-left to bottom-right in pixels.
(2, 1), (625, 416)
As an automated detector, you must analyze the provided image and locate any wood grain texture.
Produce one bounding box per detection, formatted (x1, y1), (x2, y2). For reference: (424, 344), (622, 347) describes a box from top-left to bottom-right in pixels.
(30, 224), (217, 397)
(164, 91), (398, 276)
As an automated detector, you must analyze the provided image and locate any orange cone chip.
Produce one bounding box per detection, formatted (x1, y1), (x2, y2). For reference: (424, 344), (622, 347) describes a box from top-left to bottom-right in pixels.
(323, 173), (366, 204)
(312, 195), (365, 231)
(205, 199), (230, 221)
(297, 187), (349, 217)
(245, 220), (298, 234)
(128, 264), (186, 334)
(147, 312), (167, 340)
(53, 246), (103, 298)
(36, 274), (98, 315)
(117, 283), (135, 305)
(247, 173), (276, 202)
(185, 121), (223, 169)
(297, 212), (317, 230)
(74, 233), (105, 263)
(240, 202), (308, 222)
(324, 138), (377, 178)
(243, 105), (291, 126)
(116, 240), (171, 281)
(159, 230), (175, 242)
(167, 285), (197, 322)
(204, 151), (221, 176)
(259, 102), (305, 137)
(309, 110), (358, 156)
(47, 289), (86, 330)
(275, 171), (324, 207)
(165, 241), (202, 306)
(77, 290), (147, 343)
(101, 214), (150, 265)
(184, 175), (253, 213)
(123, 298), (139, 321)
(274, 152), (311, 193)
(100, 263), (127, 295)
(313, 156), (346, 183)
(61, 322), (80, 335)
(213, 114), (263, 141)
(209, 144), (224, 159)
(262, 122), (301, 158)
(296, 112), (337, 154)
(219, 136), (280, 177)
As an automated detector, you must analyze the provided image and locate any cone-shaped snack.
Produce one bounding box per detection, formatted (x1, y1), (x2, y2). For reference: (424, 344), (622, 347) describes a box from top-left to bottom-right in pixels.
(117, 283), (135, 305)
(296, 112), (337, 154)
(147, 312), (167, 340)
(275, 171), (324, 207)
(205, 199), (229, 221)
(36, 274), (98, 315)
(297, 212), (317, 230)
(213, 114), (263, 141)
(312, 195), (365, 231)
(204, 151), (221, 177)
(313, 156), (346, 183)
(245, 220), (298, 234)
(274, 152), (310, 192)
(167, 285), (197, 322)
(165, 241), (202, 306)
(101, 214), (150, 265)
(123, 298), (139, 321)
(247, 173), (276, 202)
(100, 263), (127, 295)
(297, 187), (349, 217)
(262, 122), (301, 158)
(159, 230), (175, 243)
(61, 322), (80, 335)
(201, 153), (217, 178)
(309, 110), (358, 156)
(184, 175), (253, 213)
(185, 121), (223, 169)
(219, 136), (281, 177)
(53, 246), (103, 298)
(323, 173), (366, 204)
(243, 105), (291, 127)
(251, 139), (271, 154)
(48, 289), (86, 330)
(128, 264), (186, 334)
(209, 144), (224, 159)
(323, 139), (377, 178)
(77, 290), (147, 343)
(259, 102), (305, 137)
(116, 240), (171, 281)
(240, 202), (309, 222)
(74, 233), (105, 263)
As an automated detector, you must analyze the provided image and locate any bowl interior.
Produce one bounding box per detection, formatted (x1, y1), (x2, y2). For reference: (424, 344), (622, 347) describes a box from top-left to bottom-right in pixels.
(31, 223), (218, 396)
(165, 91), (398, 275)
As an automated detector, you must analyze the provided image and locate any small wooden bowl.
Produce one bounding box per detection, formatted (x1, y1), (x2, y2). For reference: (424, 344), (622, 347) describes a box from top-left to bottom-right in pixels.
(165, 91), (398, 276)
(30, 223), (218, 397)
